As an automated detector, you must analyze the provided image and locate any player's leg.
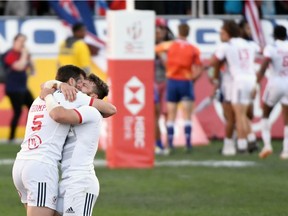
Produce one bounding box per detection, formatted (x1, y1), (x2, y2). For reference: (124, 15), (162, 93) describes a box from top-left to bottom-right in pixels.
(246, 100), (258, 153)
(233, 103), (249, 152)
(24, 89), (34, 109)
(220, 74), (236, 155)
(154, 85), (164, 152)
(27, 206), (55, 216)
(259, 80), (281, 158)
(222, 101), (236, 156)
(6, 92), (24, 141)
(280, 98), (288, 159)
(231, 80), (252, 152)
(258, 103), (273, 158)
(23, 161), (59, 216)
(181, 99), (193, 152)
(166, 79), (179, 150)
(180, 80), (195, 152)
(12, 159), (28, 211)
(166, 102), (177, 150)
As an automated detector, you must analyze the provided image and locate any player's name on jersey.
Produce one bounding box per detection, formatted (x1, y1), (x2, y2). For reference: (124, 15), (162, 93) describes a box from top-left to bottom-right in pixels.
(30, 104), (46, 112)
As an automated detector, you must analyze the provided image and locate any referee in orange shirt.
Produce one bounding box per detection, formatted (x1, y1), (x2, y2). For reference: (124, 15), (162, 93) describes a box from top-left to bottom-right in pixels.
(156, 23), (203, 153)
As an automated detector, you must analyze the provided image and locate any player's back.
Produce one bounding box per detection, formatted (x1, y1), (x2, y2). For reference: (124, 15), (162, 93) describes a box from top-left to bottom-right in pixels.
(166, 39), (201, 80)
(266, 40), (288, 77)
(225, 38), (258, 79)
(61, 106), (102, 179)
(16, 97), (70, 167)
(17, 90), (93, 166)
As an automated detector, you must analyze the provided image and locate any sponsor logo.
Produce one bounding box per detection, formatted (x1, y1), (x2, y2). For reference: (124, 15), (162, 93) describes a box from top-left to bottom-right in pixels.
(52, 196), (57, 205)
(28, 135), (42, 150)
(127, 21), (142, 40)
(124, 76), (145, 115)
(65, 207), (75, 214)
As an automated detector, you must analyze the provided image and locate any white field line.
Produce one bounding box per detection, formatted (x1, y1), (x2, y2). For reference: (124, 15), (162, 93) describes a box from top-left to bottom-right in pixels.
(0, 159), (257, 168)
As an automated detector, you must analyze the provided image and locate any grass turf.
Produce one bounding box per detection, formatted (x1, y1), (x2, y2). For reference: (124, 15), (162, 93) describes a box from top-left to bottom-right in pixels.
(0, 140), (288, 216)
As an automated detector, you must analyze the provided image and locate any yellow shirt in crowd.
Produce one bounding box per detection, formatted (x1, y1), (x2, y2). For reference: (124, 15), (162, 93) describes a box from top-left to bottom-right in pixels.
(58, 38), (91, 73)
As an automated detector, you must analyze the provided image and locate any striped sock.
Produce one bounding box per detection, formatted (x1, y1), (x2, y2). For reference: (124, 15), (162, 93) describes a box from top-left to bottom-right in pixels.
(167, 121), (174, 149)
(184, 121), (192, 149)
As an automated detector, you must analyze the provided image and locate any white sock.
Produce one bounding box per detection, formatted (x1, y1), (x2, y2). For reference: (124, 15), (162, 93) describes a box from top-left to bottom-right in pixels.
(283, 126), (288, 152)
(237, 139), (247, 150)
(224, 138), (233, 146)
(261, 118), (272, 150)
(247, 133), (256, 142)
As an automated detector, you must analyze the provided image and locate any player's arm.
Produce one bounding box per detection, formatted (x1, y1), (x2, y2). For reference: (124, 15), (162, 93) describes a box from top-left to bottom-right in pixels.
(91, 98), (117, 118)
(257, 45), (272, 83)
(43, 80), (78, 102)
(257, 57), (271, 83)
(44, 93), (83, 124)
(155, 41), (172, 54)
(191, 48), (204, 82)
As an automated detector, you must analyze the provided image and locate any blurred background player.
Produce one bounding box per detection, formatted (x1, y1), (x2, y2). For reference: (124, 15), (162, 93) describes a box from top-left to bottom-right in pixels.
(58, 23), (91, 75)
(257, 25), (288, 159)
(3, 33), (34, 143)
(156, 23), (203, 153)
(238, 19), (259, 153)
(154, 18), (174, 155)
(210, 20), (259, 153)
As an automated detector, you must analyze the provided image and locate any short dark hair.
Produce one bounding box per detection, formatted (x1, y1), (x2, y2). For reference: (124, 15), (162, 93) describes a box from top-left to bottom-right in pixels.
(87, 74), (109, 99)
(178, 23), (190, 37)
(56, 65), (86, 83)
(273, 25), (287, 40)
(222, 20), (241, 38)
(72, 22), (85, 33)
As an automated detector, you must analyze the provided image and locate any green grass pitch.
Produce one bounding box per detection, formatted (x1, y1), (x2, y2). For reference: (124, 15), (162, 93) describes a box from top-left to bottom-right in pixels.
(1, 140), (288, 216)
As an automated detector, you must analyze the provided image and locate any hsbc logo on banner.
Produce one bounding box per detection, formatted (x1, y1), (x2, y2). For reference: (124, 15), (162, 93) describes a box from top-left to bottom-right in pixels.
(124, 76), (145, 115)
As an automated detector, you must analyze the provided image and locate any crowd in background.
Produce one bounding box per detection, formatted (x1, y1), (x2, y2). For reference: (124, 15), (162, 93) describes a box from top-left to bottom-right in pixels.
(0, 0), (287, 17)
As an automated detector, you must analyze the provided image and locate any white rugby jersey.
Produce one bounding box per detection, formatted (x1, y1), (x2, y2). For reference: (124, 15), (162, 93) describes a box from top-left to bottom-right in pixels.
(263, 40), (288, 78)
(16, 90), (94, 166)
(215, 38), (259, 80)
(60, 106), (102, 179)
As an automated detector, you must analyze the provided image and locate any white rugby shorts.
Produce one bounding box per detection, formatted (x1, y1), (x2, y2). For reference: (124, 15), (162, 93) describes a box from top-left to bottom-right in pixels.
(56, 174), (100, 216)
(231, 77), (256, 105)
(263, 77), (288, 107)
(221, 73), (233, 102)
(12, 159), (59, 210)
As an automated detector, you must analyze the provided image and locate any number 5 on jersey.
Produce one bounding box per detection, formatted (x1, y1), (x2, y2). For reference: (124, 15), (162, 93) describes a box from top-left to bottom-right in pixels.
(31, 115), (44, 131)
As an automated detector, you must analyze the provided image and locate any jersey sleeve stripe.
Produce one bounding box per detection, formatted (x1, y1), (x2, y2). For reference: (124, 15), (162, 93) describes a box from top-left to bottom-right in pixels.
(89, 98), (94, 106)
(73, 109), (83, 124)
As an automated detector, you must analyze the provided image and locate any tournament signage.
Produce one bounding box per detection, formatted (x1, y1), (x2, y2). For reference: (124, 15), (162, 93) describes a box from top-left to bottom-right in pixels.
(106, 10), (155, 168)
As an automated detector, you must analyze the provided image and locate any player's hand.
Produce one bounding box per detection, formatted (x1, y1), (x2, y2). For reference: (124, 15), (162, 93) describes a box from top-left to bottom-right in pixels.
(60, 83), (78, 102)
(40, 88), (55, 100)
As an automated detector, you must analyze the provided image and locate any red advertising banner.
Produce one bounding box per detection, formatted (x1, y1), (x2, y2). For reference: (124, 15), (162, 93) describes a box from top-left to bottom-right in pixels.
(106, 60), (154, 168)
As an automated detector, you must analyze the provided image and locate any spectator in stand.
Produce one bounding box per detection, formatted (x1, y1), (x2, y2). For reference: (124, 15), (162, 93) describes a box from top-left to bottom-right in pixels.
(224, 0), (243, 14)
(156, 23), (203, 153)
(4, 33), (34, 143)
(58, 23), (91, 75)
(275, 0), (288, 14)
(5, 0), (30, 16)
(154, 18), (173, 155)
